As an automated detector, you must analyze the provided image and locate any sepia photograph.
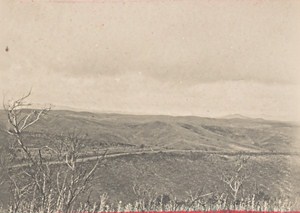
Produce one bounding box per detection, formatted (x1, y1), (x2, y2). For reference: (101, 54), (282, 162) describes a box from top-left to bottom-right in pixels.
(0, 0), (300, 212)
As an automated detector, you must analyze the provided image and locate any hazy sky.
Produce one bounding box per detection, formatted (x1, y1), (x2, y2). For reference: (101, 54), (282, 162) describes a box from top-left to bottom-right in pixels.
(0, 0), (300, 121)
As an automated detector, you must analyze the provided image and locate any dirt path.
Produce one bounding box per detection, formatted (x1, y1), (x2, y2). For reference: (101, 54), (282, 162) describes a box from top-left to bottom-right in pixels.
(11, 149), (299, 168)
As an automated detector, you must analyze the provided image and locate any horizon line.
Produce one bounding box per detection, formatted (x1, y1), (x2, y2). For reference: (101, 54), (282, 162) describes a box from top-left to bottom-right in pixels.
(0, 104), (296, 124)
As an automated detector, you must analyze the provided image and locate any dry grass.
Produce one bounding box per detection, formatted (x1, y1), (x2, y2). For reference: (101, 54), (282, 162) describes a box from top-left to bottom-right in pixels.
(0, 194), (294, 213)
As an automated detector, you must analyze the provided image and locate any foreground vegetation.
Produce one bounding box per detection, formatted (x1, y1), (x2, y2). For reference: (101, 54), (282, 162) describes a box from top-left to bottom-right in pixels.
(0, 193), (294, 213)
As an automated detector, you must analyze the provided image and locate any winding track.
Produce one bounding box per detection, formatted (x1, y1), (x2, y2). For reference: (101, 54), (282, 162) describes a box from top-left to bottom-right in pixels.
(11, 148), (299, 168)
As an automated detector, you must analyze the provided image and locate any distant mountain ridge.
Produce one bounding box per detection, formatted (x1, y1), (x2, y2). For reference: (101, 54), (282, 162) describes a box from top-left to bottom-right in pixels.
(221, 114), (250, 119)
(221, 114), (263, 120)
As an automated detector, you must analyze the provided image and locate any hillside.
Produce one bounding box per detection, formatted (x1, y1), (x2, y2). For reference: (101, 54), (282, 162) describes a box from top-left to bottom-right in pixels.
(0, 110), (299, 208)
(0, 110), (298, 153)
(87, 152), (296, 204)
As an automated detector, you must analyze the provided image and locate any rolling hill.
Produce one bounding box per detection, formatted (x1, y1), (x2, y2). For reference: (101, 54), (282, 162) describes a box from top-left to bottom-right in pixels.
(0, 110), (299, 208)
(0, 110), (298, 153)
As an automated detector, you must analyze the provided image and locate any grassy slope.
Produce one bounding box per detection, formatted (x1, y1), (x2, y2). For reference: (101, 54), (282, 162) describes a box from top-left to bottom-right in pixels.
(84, 152), (294, 205)
(0, 110), (298, 152)
(0, 110), (299, 206)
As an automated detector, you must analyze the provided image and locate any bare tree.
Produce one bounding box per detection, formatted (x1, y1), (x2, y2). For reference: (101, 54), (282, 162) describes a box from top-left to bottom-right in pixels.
(132, 183), (159, 210)
(221, 155), (250, 203)
(185, 187), (214, 208)
(3, 90), (50, 165)
(2, 91), (106, 213)
(53, 132), (107, 212)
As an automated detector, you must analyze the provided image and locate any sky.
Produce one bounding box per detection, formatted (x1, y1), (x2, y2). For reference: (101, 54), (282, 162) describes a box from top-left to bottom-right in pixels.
(0, 0), (300, 121)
